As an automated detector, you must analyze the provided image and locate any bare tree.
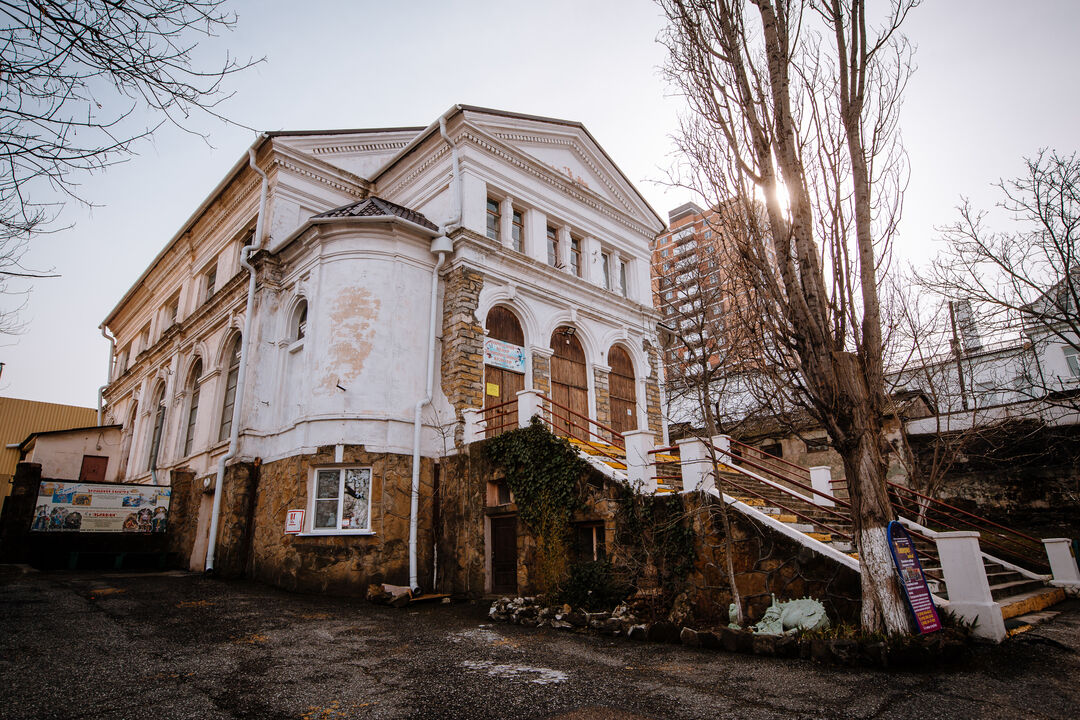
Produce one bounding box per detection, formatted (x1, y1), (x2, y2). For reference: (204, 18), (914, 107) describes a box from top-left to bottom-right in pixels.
(658, 0), (917, 633)
(920, 150), (1080, 411)
(0, 0), (259, 325)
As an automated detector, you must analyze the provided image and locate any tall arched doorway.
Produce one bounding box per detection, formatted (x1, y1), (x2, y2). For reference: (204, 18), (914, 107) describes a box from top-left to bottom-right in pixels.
(550, 326), (589, 440)
(608, 345), (638, 434)
(484, 306), (526, 437)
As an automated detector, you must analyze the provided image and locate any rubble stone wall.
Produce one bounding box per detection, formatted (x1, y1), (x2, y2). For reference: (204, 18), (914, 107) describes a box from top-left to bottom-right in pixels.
(246, 446), (435, 595)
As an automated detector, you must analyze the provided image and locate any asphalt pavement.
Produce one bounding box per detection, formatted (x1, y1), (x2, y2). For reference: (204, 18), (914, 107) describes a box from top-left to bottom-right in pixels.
(0, 566), (1077, 719)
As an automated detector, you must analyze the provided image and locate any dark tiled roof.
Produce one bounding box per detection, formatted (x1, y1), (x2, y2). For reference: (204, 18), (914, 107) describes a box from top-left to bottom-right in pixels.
(313, 196), (439, 231)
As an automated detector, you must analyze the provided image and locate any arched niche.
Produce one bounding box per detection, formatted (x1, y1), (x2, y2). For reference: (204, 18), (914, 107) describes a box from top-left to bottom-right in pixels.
(607, 345), (638, 433)
(549, 326), (588, 440)
(483, 306), (526, 437)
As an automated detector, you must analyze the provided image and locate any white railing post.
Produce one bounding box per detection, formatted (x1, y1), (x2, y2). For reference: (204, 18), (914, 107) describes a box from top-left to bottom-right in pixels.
(461, 407), (486, 444)
(809, 466), (835, 507)
(935, 531), (1006, 642)
(516, 389), (543, 428)
(1042, 538), (1080, 588)
(623, 430), (656, 492)
(676, 437), (711, 493)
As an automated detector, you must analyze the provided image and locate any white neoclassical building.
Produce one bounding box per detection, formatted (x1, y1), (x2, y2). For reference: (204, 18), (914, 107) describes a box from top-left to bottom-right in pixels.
(99, 105), (666, 594)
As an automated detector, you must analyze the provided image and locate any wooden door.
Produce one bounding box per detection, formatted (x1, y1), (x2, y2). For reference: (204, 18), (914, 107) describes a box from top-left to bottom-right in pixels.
(484, 306), (526, 438)
(490, 515), (518, 594)
(607, 346), (638, 434)
(550, 328), (589, 440)
(79, 455), (109, 483)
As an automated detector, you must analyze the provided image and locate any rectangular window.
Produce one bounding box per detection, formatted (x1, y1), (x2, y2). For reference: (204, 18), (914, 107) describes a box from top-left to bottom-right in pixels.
(138, 325), (151, 355)
(511, 210), (524, 252)
(601, 253), (611, 290)
(619, 260), (628, 297)
(312, 468), (372, 532)
(546, 226), (558, 266)
(164, 296), (179, 328)
(486, 198), (501, 242)
(203, 265), (217, 304)
(1064, 346), (1080, 379)
(570, 237), (581, 277)
(574, 523), (606, 562)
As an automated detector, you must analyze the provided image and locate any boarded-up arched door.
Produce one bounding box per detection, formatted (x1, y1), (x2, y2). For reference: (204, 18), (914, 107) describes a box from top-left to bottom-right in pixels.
(484, 306), (526, 437)
(608, 345), (638, 434)
(550, 327), (589, 440)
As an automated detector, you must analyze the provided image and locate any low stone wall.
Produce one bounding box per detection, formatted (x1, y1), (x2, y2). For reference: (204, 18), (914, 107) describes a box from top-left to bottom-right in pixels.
(489, 596), (969, 668)
(680, 492), (861, 624)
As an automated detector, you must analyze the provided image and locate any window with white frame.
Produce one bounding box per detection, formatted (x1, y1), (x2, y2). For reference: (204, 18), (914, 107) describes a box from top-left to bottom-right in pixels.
(601, 252), (612, 290)
(311, 467), (372, 532)
(203, 263), (218, 304)
(511, 210), (524, 253)
(1064, 345), (1080, 379)
(486, 198), (501, 242)
(292, 299), (308, 343)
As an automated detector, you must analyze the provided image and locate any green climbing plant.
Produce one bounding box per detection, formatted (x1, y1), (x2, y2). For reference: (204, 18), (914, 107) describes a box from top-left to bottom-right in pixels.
(614, 488), (697, 617)
(485, 419), (591, 592)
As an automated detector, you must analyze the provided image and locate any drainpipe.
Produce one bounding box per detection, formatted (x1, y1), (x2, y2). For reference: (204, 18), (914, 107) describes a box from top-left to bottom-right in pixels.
(205, 144), (268, 574)
(409, 116), (460, 592)
(97, 325), (115, 425)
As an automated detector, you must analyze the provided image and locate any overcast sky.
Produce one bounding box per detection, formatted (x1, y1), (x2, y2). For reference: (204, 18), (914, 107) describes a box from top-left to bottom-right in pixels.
(3, 0), (1078, 407)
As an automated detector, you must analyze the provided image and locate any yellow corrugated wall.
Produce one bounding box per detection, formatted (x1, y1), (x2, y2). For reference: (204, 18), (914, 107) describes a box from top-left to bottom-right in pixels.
(0, 397), (98, 505)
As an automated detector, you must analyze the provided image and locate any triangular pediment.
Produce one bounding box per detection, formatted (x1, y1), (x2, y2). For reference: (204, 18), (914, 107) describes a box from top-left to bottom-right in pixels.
(461, 108), (663, 232)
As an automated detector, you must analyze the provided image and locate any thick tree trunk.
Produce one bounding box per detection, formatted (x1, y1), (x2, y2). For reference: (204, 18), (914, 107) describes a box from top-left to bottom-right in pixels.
(834, 352), (912, 634)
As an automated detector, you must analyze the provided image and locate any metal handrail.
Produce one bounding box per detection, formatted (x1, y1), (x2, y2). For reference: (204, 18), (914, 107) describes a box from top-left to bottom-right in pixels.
(648, 445), (680, 455)
(482, 397), (519, 414)
(727, 436), (812, 478)
(885, 480), (1043, 547)
(719, 473), (853, 541)
(538, 403), (627, 469)
(539, 393), (625, 447)
(711, 444), (850, 510)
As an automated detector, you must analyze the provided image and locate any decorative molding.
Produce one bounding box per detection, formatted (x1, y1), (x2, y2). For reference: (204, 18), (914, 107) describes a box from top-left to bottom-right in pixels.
(272, 156), (366, 198)
(381, 144), (451, 199)
(490, 130), (633, 213)
(311, 140), (411, 156)
(459, 130), (656, 240)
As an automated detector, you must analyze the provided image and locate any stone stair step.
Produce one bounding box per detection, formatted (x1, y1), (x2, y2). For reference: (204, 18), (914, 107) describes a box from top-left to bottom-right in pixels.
(1005, 609), (1062, 637)
(990, 578), (1049, 602)
(1000, 586), (1066, 621)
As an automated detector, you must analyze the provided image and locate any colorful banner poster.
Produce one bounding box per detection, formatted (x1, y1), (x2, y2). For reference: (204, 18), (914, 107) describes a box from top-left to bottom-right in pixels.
(887, 521), (942, 634)
(483, 338), (526, 372)
(30, 481), (171, 533)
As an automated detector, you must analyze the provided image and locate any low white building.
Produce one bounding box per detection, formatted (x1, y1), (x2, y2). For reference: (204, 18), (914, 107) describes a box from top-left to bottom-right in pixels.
(100, 105), (666, 593)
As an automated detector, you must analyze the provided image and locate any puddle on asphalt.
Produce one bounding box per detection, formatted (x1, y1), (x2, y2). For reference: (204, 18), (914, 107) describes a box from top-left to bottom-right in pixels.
(460, 660), (567, 685)
(447, 628), (503, 644)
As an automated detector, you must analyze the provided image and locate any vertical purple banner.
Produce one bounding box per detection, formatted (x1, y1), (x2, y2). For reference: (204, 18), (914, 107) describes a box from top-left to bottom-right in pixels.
(887, 521), (942, 634)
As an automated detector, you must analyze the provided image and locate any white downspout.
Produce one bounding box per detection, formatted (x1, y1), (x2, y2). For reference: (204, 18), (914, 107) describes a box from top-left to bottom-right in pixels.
(97, 325), (115, 425)
(408, 114), (460, 592)
(205, 144), (268, 574)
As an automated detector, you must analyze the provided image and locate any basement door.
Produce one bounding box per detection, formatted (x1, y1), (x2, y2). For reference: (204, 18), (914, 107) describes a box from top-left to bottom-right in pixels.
(490, 515), (518, 594)
(549, 327), (589, 441)
(484, 306), (526, 438)
(608, 346), (638, 434)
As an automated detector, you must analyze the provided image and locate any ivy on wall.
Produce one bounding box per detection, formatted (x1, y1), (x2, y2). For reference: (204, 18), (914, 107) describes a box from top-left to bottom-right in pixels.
(485, 419), (591, 591)
(614, 489), (697, 615)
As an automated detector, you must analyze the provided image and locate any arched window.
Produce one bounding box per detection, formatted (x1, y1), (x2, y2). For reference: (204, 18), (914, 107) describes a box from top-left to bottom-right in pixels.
(218, 335), (242, 442)
(293, 299), (308, 342)
(607, 345), (638, 434)
(483, 306), (526, 438)
(145, 383), (167, 472)
(183, 359), (203, 456)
